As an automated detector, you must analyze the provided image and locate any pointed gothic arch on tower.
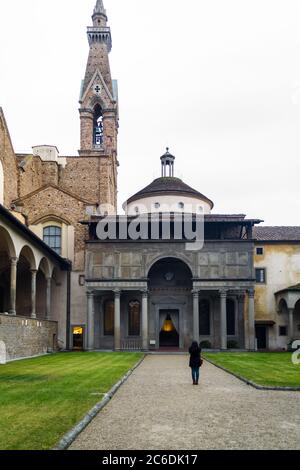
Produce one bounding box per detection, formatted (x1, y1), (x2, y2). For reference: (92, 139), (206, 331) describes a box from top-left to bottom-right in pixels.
(93, 103), (104, 147)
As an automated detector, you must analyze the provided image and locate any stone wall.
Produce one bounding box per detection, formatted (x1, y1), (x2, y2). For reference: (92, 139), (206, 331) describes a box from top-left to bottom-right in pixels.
(16, 155), (44, 198)
(15, 186), (89, 271)
(0, 109), (18, 208)
(60, 157), (101, 203)
(0, 314), (58, 361)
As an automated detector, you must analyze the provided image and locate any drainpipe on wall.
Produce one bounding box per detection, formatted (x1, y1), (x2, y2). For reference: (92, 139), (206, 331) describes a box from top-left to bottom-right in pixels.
(66, 268), (71, 351)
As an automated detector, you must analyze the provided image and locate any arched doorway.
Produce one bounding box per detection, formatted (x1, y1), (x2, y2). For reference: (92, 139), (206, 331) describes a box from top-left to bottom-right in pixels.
(294, 300), (300, 340)
(148, 257), (193, 349)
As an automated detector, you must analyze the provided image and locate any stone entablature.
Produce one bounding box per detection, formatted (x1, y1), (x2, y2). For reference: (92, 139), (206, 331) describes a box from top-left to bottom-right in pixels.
(86, 241), (255, 282)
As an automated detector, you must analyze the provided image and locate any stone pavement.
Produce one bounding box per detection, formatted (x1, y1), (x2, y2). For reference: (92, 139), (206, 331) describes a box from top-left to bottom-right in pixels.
(70, 355), (300, 450)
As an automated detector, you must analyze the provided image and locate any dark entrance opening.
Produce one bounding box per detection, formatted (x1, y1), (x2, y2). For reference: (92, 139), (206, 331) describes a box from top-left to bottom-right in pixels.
(73, 326), (84, 350)
(159, 310), (179, 347)
(256, 325), (267, 350)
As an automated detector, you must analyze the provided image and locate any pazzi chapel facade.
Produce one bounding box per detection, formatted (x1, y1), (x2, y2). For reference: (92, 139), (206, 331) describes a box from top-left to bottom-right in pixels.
(0, 1), (300, 361)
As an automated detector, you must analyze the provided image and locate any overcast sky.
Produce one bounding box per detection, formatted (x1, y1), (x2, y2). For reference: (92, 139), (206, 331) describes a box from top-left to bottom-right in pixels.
(0, 0), (300, 224)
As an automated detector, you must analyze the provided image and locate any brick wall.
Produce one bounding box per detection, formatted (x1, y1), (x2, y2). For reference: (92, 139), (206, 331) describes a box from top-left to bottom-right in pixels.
(0, 314), (58, 361)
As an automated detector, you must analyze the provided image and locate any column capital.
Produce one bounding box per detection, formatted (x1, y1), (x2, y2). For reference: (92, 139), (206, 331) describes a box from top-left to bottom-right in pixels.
(10, 256), (18, 266)
(192, 290), (199, 298)
(30, 269), (38, 275)
(219, 289), (228, 298)
(141, 289), (149, 298)
(87, 291), (94, 299)
(248, 288), (255, 298)
(114, 289), (121, 298)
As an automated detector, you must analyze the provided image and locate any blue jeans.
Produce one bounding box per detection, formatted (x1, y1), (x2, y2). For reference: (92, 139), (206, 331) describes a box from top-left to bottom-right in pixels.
(191, 367), (200, 383)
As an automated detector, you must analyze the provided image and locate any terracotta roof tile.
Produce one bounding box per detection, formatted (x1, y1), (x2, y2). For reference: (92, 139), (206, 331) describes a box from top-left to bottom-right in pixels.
(254, 226), (300, 241)
(125, 177), (214, 208)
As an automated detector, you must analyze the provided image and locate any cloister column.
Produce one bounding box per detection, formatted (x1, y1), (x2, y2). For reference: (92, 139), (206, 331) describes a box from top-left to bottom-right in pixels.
(30, 269), (37, 319)
(87, 291), (95, 350)
(46, 277), (51, 320)
(192, 290), (199, 343)
(9, 257), (18, 315)
(142, 290), (149, 350)
(248, 289), (256, 350)
(288, 308), (294, 342)
(114, 289), (121, 350)
(220, 290), (227, 350)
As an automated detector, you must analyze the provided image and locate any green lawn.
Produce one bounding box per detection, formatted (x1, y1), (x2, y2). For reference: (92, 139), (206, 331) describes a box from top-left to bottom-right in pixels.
(204, 352), (300, 388)
(0, 352), (143, 450)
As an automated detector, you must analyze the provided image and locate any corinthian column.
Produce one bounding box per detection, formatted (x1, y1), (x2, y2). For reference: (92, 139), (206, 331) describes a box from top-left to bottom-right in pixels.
(142, 290), (149, 351)
(9, 257), (18, 315)
(87, 291), (95, 351)
(220, 290), (227, 350)
(30, 269), (37, 319)
(192, 290), (199, 343)
(114, 290), (121, 350)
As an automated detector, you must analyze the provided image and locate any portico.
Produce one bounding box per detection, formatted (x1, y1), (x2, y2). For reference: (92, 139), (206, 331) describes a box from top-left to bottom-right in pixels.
(85, 277), (256, 352)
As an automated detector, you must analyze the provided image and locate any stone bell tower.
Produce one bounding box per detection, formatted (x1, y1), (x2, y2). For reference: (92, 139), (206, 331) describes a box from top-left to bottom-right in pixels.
(79, 0), (118, 210)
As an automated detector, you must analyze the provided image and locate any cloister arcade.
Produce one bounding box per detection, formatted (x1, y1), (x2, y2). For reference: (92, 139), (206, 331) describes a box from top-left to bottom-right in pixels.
(0, 220), (67, 321)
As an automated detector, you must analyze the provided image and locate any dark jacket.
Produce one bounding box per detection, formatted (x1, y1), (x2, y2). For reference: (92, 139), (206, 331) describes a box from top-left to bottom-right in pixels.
(189, 346), (202, 368)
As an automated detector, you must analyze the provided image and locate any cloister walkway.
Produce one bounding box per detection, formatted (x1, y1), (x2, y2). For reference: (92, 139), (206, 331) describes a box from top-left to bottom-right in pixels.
(71, 355), (300, 450)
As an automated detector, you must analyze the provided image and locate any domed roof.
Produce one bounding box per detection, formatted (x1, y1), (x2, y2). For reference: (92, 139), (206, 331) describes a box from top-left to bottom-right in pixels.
(125, 176), (214, 208)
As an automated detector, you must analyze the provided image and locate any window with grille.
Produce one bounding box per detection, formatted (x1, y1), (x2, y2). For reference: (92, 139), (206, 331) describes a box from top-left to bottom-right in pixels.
(104, 300), (114, 336)
(199, 299), (210, 335)
(255, 268), (266, 284)
(128, 300), (141, 336)
(227, 299), (236, 335)
(43, 226), (62, 255)
(279, 326), (287, 336)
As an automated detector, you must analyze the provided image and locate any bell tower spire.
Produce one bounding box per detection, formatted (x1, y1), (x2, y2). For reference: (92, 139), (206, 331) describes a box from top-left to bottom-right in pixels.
(78, 0), (119, 210)
(93, 0), (107, 21)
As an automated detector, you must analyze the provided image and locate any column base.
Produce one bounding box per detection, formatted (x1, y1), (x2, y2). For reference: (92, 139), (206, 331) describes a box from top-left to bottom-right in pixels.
(8, 310), (16, 316)
(31, 314), (37, 319)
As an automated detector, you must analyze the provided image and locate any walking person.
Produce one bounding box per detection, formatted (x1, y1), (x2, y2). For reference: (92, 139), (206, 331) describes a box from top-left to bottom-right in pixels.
(189, 341), (202, 385)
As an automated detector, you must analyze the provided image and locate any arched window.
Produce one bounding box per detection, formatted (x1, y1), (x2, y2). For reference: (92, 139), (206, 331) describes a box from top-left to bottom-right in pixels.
(43, 226), (62, 255)
(93, 104), (103, 146)
(128, 300), (141, 336)
(104, 300), (114, 336)
(227, 299), (236, 335)
(0, 160), (4, 205)
(199, 299), (210, 335)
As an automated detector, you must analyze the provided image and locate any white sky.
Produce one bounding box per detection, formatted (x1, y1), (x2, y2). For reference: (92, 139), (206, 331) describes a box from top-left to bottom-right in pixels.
(0, 0), (300, 224)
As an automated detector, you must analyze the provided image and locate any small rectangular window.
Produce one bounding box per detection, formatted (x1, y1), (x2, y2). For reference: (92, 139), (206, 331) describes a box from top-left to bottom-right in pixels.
(279, 326), (287, 336)
(256, 247), (264, 255)
(255, 268), (266, 284)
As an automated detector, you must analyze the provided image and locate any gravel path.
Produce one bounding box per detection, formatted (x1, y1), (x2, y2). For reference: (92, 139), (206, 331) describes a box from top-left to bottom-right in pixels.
(70, 355), (300, 450)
